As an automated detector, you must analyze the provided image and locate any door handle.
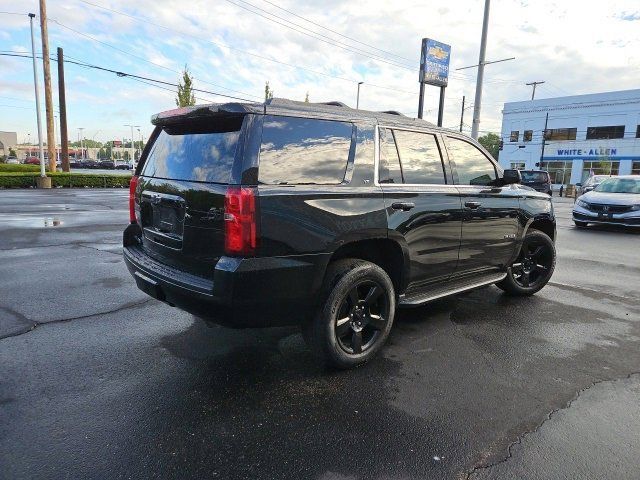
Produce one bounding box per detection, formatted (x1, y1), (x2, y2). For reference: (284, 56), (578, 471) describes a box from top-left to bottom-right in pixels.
(391, 202), (415, 211)
(464, 201), (482, 209)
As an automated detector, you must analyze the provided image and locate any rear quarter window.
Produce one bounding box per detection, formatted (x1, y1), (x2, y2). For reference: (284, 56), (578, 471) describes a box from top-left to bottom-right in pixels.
(141, 117), (243, 183)
(258, 116), (353, 185)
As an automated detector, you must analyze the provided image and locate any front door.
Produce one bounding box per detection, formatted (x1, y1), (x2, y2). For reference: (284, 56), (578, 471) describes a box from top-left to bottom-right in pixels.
(443, 135), (520, 278)
(378, 127), (462, 293)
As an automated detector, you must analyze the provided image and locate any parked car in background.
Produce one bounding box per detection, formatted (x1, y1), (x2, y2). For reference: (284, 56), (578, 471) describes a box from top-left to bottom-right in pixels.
(577, 174), (611, 195)
(573, 176), (640, 228)
(123, 99), (557, 369)
(6, 157), (19, 164)
(69, 158), (83, 168)
(24, 157), (41, 165)
(115, 160), (132, 170)
(520, 170), (552, 195)
(99, 159), (116, 169)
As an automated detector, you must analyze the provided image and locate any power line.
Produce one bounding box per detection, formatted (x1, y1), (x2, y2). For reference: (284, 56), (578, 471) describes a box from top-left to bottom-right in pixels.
(0, 52), (257, 102)
(222, 0), (414, 70)
(74, 0), (420, 96)
(260, 0), (414, 63)
(49, 18), (263, 101)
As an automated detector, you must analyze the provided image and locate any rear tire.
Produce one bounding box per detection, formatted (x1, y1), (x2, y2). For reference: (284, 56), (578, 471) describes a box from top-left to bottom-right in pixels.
(303, 258), (395, 369)
(574, 220), (588, 228)
(496, 229), (555, 296)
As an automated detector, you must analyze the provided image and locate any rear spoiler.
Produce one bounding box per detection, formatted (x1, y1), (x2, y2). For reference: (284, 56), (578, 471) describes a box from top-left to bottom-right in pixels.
(151, 103), (253, 126)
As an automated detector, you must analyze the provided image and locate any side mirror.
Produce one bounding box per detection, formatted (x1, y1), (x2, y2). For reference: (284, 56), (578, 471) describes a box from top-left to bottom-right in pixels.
(575, 182), (582, 187)
(502, 169), (521, 185)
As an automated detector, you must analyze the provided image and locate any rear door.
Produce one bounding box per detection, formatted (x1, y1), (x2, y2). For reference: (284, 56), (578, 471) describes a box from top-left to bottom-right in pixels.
(377, 127), (462, 293)
(443, 135), (520, 277)
(136, 115), (245, 278)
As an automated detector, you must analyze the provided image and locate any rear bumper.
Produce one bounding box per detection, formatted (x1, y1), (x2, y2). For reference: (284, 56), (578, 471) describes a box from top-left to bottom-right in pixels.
(123, 224), (328, 327)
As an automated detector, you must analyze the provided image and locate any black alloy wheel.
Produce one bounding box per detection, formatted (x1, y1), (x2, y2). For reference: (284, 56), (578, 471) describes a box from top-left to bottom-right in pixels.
(510, 236), (553, 289)
(334, 280), (389, 355)
(303, 258), (396, 369)
(496, 229), (556, 296)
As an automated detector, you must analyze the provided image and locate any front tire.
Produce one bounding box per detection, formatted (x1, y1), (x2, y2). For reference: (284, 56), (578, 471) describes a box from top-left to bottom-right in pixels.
(303, 259), (395, 369)
(496, 229), (555, 296)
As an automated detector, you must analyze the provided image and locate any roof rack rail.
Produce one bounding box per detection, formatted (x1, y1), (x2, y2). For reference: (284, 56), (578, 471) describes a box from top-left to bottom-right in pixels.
(380, 110), (405, 116)
(319, 101), (349, 107)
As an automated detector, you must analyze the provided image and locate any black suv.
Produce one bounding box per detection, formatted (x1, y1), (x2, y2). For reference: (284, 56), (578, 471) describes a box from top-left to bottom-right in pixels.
(124, 99), (556, 368)
(520, 170), (552, 195)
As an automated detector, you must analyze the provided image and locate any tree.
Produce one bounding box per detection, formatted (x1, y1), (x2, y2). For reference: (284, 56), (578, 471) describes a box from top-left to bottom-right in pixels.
(98, 147), (106, 159)
(175, 65), (196, 107)
(9, 147), (17, 157)
(304, 92), (309, 103)
(264, 81), (274, 102)
(478, 132), (501, 160)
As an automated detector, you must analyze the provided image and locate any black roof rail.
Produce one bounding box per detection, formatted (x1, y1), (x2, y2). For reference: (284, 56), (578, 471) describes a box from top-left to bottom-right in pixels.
(320, 101), (349, 108)
(380, 110), (405, 116)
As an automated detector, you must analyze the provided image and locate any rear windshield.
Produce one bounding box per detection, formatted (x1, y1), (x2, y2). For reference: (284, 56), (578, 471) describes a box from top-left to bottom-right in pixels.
(141, 117), (243, 183)
(258, 116), (353, 185)
(521, 171), (548, 182)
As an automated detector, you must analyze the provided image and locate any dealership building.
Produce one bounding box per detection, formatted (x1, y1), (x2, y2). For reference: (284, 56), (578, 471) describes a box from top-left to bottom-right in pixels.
(498, 89), (640, 186)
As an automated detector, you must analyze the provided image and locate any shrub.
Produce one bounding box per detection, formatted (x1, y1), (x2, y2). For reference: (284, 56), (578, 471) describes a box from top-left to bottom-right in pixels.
(0, 164), (42, 173)
(0, 172), (132, 189)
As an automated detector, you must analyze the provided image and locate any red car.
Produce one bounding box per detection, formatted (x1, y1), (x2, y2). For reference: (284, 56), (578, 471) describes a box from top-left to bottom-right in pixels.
(24, 157), (41, 165)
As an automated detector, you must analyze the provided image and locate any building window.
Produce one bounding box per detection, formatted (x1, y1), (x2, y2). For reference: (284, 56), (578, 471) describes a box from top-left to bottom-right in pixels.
(509, 131), (519, 142)
(582, 161), (620, 182)
(510, 162), (525, 170)
(632, 161), (640, 175)
(523, 130), (533, 142)
(543, 161), (572, 184)
(544, 128), (577, 141)
(586, 125), (625, 140)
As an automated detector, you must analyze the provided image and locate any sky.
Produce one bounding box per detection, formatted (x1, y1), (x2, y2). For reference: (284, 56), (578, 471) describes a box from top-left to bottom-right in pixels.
(1, 0), (639, 144)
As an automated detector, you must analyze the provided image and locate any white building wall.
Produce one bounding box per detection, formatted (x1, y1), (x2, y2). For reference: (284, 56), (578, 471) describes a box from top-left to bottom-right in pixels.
(499, 89), (640, 187)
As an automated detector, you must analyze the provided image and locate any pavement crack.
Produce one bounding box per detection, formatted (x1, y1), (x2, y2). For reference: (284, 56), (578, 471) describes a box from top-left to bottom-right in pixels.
(0, 298), (153, 340)
(461, 371), (640, 479)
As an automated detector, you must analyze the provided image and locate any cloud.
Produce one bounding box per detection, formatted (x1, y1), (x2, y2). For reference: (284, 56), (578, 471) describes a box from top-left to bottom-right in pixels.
(0, 0), (638, 141)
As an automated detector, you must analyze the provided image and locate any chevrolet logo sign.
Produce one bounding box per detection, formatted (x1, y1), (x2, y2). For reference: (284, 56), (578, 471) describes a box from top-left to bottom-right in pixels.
(428, 46), (449, 60)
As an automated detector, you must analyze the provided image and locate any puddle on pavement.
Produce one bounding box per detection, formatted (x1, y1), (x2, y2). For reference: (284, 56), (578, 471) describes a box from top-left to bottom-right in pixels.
(0, 216), (64, 228)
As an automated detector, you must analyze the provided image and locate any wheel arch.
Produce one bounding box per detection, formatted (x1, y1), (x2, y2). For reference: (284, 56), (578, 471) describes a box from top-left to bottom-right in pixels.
(525, 215), (556, 241)
(325, 237), (410, 295)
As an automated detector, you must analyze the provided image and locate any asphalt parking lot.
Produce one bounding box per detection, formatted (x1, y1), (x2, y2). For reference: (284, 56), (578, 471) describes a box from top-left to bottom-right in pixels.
(1, 189), (639, 480)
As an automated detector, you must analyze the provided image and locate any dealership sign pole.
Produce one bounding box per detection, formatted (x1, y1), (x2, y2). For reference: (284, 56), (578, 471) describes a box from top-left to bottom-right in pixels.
(418, 38), (451, 126)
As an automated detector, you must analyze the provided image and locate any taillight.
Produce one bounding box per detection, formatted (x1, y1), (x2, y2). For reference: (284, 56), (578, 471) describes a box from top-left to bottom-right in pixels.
(129, 175), (139, 223)
(224, 186), (258, 256)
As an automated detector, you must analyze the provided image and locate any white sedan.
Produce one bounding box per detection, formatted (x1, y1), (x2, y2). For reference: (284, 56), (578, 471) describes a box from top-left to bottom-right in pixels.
(573, 175), (640, 228)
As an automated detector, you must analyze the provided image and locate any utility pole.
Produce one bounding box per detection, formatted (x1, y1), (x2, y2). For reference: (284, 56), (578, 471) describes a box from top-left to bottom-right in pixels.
(471, 0), (490, 139)
(29, 13), (49, 187)
(356, 81), (363, 109)
(526, 81), (545, 100)
(57, 47), (70, 172)
(539, 112), (549, 170)
(38, 0), (56, 172)
(459, 95), (465, 132)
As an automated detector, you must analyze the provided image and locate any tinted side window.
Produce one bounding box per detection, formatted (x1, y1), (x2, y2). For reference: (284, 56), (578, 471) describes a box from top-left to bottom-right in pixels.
(393, 130), (445, 184)
(142, 118), (243, 183)
(258, 116), (352, 185)
(378, 128), (402, 184)
(446, 137), (497, 186)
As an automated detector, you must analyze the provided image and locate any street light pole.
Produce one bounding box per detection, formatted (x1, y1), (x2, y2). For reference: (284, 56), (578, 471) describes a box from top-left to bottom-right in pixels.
(78, 127), (85, 160)
(28, 13), (47, 180)
(471, 0), (491, 140)
(124, 124), (140, 162)
(356, 82), (363, 109)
